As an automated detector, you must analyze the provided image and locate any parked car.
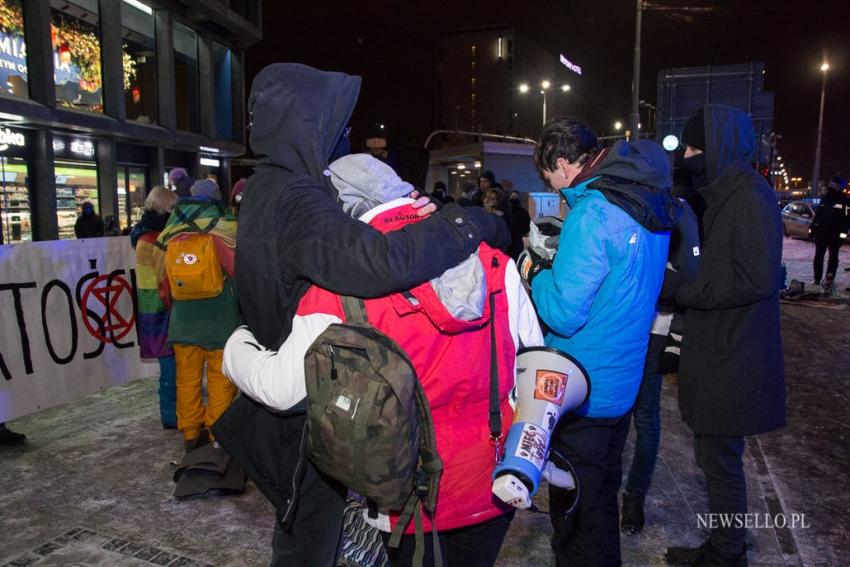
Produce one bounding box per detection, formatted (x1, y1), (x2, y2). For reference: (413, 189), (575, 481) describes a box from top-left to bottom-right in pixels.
(781, 201), (815, 238)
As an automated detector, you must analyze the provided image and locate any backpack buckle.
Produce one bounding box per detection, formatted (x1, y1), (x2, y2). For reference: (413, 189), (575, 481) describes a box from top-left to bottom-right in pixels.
(415, 470), (429, 498)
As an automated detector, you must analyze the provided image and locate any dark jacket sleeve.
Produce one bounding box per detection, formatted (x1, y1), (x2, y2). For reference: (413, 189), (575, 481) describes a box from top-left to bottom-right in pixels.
(677, 187), (781, 310)
(658, 202), (700, 309)
(284, 191), (500, 297)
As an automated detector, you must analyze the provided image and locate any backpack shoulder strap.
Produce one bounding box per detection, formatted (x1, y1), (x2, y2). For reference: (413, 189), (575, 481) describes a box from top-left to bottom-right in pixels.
(488, 291), (502, 447)
(340, 295), (368, 323)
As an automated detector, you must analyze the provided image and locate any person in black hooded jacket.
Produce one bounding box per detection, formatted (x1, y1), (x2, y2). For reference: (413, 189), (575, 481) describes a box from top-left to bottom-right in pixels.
(665, 105), (785, 567)
(811, 176), (850, 291)
(210, 63), (508, 567)
(74, 201), (104, 238)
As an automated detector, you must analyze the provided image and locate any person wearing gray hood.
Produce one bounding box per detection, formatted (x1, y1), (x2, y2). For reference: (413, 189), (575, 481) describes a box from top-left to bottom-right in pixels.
(210, 63), (509, 566)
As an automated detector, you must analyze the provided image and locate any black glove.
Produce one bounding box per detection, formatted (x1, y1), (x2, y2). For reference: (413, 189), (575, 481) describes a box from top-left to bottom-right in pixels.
(445, 204), (511, 251)
(517, 247), (552, 288)
(424, 194), (443, 212)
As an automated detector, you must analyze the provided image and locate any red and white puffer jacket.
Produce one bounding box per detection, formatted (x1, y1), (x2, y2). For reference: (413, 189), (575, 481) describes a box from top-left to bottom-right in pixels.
(223, 198), (543, 533)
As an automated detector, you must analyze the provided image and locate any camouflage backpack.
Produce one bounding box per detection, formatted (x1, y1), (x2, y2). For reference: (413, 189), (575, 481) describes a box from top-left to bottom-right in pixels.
(304, 295), (442, 553)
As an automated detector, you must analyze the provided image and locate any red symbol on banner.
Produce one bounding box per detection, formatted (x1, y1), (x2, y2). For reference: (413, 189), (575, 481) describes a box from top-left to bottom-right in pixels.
(80, 274), (136, 343)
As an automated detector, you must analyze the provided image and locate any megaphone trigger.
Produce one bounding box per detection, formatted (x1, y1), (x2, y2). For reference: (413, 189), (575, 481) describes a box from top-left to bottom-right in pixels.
(542, 460), (576, 490)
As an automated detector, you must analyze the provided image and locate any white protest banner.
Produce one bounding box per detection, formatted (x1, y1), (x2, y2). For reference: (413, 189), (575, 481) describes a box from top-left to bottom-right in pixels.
(0, 237), (157, 421)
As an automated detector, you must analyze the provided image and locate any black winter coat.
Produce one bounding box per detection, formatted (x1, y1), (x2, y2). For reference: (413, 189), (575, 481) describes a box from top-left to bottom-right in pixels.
(74, 213), (104, 238)
(211, 63), (505, 522)
(676, 104), (785, 437)
(811, 190), (850, 241)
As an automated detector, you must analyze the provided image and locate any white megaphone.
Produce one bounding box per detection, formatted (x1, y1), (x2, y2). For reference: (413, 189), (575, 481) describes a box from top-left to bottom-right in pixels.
(492, 347), (590, 509)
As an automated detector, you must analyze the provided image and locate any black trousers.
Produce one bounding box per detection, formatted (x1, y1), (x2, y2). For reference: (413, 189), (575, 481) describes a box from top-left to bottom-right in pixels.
(549, 413), (631, 567)
(271, 460), (347, 567)
(694, 433), (747, 557)
(382, 511), (514, 567)
(813, 236), (842, 282)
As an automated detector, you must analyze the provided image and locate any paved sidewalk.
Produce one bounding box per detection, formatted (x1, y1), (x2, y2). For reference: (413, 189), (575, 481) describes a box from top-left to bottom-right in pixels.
(1, 236), (846, 567)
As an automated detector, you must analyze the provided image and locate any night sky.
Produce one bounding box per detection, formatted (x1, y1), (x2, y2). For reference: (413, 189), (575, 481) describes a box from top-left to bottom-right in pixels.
(249, 0), (850, 185)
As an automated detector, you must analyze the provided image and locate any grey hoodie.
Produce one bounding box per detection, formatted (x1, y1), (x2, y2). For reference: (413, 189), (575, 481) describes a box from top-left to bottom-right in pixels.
(329, 154), (486, 321)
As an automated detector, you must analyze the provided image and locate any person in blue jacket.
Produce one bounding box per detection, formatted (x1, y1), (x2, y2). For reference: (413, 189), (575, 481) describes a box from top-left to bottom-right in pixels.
(523, 118), (682, 566)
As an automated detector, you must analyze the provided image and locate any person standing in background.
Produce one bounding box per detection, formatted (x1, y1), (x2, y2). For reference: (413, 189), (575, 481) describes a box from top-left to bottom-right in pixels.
(168, 168), (195, 198)
(810, 176), (849, 292)
(158, 195), (241, 452)
(74, 202), (104, 239)
(508, 190), (531, 260)
(131, 185), (180, 430)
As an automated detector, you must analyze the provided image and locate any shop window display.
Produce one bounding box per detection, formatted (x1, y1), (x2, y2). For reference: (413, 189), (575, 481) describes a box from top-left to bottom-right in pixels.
(0, 0), (29, 99)
(51, 0), (138, 114)
(117, 166), (147, 231)
(0, 156), (30, 243)
(55, 159), (99, 240)
(122, 0), (156, 123)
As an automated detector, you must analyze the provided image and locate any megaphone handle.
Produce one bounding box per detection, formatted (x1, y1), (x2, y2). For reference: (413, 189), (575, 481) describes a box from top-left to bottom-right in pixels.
(548, 447), (581, 516)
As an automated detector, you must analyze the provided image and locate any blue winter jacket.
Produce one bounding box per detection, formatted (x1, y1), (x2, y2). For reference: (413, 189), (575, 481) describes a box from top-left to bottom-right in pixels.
(532, 175), (671, 418)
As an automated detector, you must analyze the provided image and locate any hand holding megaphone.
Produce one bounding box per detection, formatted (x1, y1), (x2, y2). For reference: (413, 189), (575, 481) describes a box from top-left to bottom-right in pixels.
(492, 460), (577, 510)
(492, 347), (589, 509)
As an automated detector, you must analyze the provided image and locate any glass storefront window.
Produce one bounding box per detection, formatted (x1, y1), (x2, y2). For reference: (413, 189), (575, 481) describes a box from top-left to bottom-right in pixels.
(0, 0), (29, 99)
(121, 0), (156, 123)
(213, 43), (233, 140)
(117, 165), (146, 231)
(55, 159), (99, 240)
(52, 0), (103, 113)
(0, 156), (30, 243)
(173, 22), (199, 132)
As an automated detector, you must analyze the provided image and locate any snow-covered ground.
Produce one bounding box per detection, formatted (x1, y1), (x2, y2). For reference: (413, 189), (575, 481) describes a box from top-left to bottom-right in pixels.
(782, 236), (850, 296)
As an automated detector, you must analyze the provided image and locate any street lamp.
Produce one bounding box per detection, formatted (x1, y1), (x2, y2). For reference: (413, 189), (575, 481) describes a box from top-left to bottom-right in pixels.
(519, 81), (570, 125)
(614, 121), (623, 131)
(811, 61), (829, 196)
(629, 0), (642, 138)
(629, 3), (713, 140)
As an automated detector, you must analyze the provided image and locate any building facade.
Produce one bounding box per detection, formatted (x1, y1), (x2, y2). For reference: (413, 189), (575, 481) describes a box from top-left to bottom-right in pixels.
(434, 26), (575, 143)
(0, 0), (261, 243)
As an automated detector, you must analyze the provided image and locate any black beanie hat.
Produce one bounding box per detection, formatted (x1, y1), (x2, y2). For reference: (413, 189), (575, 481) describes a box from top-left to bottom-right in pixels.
(681, 109), (705, 151)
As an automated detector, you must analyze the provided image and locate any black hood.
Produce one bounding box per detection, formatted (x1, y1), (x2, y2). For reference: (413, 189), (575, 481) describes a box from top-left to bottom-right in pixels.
(700, 104), (755, 184)
(587, 139), (682, 232)
(248, 63), (361, 180)
(596, 140), (672, 191)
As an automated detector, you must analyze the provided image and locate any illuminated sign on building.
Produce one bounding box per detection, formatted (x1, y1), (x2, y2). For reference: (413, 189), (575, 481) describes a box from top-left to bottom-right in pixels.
(199, 157), (220, 167)
(52, 136), (96, 159)
(0, 32), (28, 76)
(0, 127), (25, 152)
(70, 140), (95, 158)
(559, 54), (583, 76)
